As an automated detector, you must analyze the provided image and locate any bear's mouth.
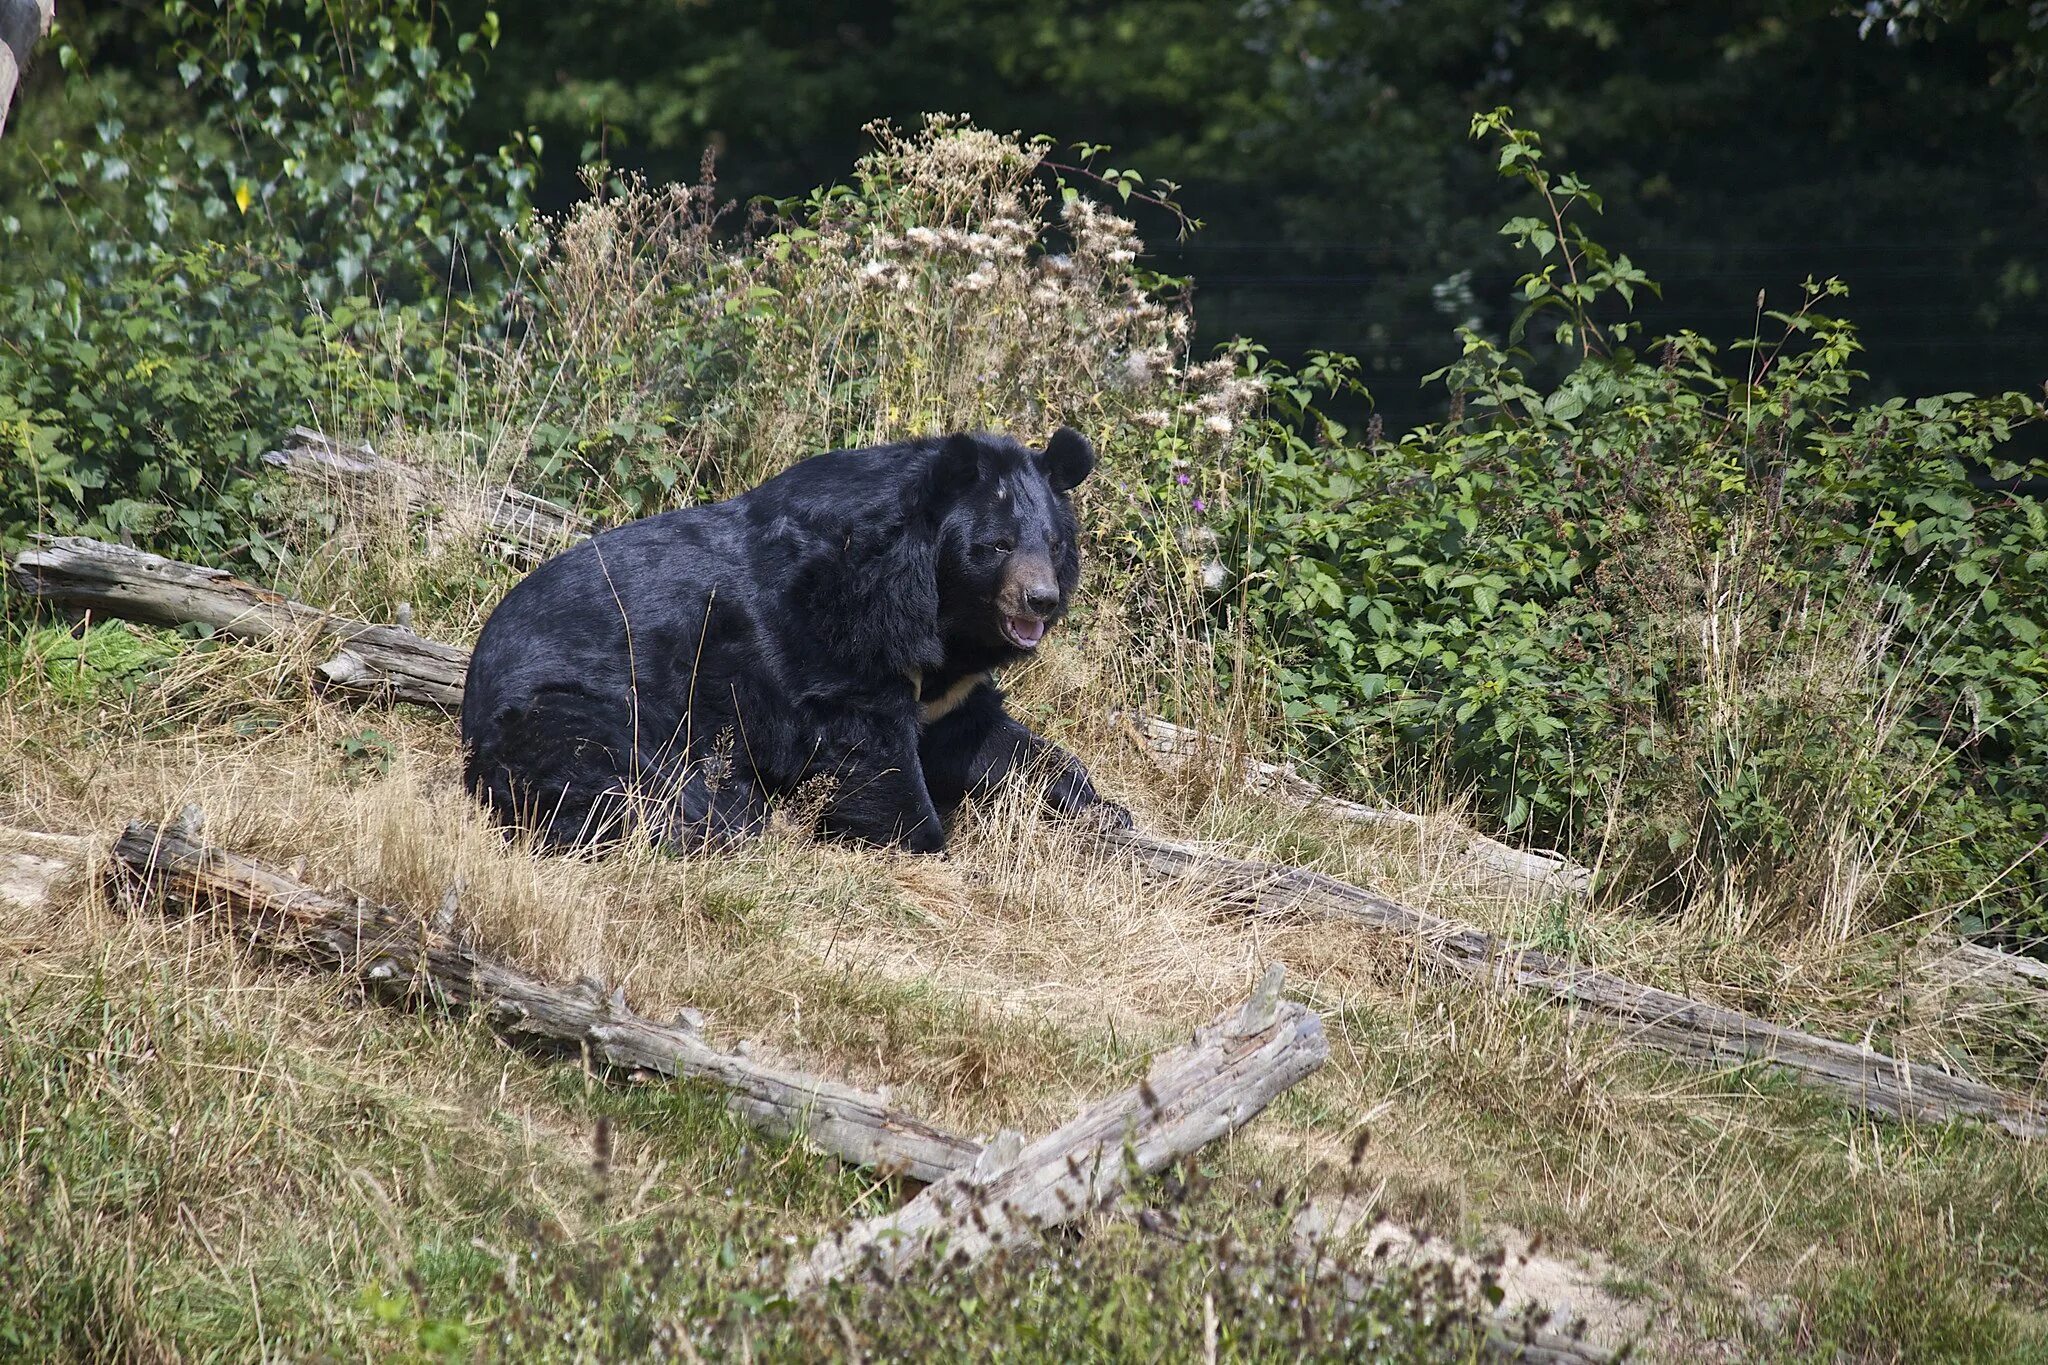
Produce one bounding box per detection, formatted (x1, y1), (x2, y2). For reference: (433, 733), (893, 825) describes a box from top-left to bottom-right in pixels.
(1001, 615), (1048, 650)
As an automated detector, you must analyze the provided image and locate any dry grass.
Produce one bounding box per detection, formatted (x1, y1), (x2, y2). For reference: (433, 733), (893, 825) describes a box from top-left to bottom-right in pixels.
(6, 612), (2048, 1358)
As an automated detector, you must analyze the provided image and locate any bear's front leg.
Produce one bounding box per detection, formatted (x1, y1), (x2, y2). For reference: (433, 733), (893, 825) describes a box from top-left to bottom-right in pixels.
(808, 706), (949, 853)
(920, 685), (1130, 829)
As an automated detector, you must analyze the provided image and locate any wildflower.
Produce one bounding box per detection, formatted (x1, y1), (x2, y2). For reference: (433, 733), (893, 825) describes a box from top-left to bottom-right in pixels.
(1203, 412), (1235, 437)
(1120, 348), (1170, 386)
(1135, 410), (1171, 429)
(1176, 472), (1192, 486)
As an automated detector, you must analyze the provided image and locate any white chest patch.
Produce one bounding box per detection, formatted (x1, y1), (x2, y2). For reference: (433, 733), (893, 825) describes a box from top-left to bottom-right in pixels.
(917, 671), (991, 725)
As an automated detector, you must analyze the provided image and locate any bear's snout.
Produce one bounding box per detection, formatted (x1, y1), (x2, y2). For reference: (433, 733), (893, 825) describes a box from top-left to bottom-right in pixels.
(1001, 556), (1061, 617)
(997, 554), (1062, 649)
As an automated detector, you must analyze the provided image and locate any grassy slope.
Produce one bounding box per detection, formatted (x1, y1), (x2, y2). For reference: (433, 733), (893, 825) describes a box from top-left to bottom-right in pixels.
(4, 578), (2048, 1361)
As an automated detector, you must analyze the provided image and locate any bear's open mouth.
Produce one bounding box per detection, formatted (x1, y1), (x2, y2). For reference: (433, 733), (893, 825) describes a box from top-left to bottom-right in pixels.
(1002, 615), (1048, 649)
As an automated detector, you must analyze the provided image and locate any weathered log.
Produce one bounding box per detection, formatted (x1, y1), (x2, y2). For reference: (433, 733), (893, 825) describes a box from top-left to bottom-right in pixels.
(1103, 826), (2048, 1141)
(1118, 713), (1591, 896)
(1924, 935), (2048, 993)
(109, 817), (983, 1183)
(787, 964), (1328, 1295)
(6, 536), (469, 709)
(263, 427), (594, 566)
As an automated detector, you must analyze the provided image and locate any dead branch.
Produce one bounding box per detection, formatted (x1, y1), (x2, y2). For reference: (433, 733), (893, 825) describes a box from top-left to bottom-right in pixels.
(1102, 826), (2048, 1141)
(1117, 712), (1591, 896)
(787, 963), (1327, 1295)
(6, 536), (468, 709)
(109, 817), (982, 1183)
(263, 427), (594, 567)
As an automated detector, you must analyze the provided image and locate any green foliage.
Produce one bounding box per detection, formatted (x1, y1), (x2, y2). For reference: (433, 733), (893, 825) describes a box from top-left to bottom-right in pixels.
(1225, 111), (2048, 936)
(0, 622), (184, 706)
(11, 0), (532, 300)
(0, 0), (530, 558)
(0, 244), (394, 555)
(338, 725), (397, 778)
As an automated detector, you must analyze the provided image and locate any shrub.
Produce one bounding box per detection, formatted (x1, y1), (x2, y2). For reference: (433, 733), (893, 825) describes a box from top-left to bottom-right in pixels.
(1223, 110), (2048, 938)
(0, 0), (531, 557)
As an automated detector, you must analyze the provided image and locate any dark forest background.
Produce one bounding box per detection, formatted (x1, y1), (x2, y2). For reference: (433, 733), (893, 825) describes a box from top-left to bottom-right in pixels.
(19, 0), (2047, 434)
(460, 0), (2045, 431)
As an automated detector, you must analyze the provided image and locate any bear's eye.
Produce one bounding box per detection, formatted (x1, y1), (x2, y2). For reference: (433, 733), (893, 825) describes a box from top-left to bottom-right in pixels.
(980, 537), (1016, 556)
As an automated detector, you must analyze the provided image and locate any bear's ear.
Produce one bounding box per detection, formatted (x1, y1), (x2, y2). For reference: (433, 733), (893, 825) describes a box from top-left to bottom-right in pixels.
(929, 432), (985, 501)
(1039, 427), (1096, 493)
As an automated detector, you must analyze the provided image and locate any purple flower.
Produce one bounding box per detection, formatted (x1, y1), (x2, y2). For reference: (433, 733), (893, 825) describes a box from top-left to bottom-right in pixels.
(1176, 472), (1191, 486)
(1192, 497), (1207, 512)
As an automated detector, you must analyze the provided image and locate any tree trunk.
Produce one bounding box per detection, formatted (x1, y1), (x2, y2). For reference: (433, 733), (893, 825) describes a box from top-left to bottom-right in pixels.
(0, 0), (53, 139)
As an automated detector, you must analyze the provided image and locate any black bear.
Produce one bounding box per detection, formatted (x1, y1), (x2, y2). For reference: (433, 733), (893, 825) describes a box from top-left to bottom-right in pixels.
(460, 428), (1128, 853)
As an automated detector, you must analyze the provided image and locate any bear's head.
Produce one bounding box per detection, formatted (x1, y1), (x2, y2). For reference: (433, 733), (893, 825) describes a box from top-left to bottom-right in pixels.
(928, 427), (1096, 666)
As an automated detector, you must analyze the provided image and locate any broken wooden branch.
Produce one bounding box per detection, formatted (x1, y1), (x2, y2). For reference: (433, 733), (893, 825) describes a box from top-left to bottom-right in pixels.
(263, 427), (594, 567)
(6, 536), (469, 709)
(1102, 826), (2048, 1141)
(109, 816), (982, 1183)
(786, 963), (1328, 1295)
(1118, 712), (1591, 896)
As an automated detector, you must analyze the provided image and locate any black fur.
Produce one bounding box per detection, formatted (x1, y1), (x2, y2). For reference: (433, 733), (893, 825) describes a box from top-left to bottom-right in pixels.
(460, 428), (1128, 852)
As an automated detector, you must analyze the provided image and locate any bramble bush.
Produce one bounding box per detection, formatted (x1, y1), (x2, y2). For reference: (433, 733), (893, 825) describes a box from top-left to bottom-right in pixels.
(1222, 110), (2048, 939)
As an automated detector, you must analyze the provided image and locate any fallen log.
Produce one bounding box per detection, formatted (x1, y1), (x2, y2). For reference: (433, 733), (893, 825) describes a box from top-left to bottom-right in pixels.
(24, 538), (2048, 1140)
(109, 816), (981, 1183)
(1923, 935), (2048, 994)
(786, 964), (1327, 1295)
(263, 427), (594, 567)
(1119, 713), (1591, 896)
(1104, 826), (2048, 1141)
(6, 536), (468, 709)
